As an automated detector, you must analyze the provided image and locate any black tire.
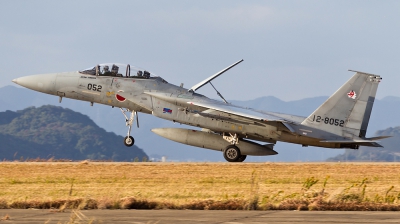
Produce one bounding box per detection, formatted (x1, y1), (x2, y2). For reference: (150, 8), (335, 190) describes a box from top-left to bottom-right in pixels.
(237, 155), (247, 162)
(223, 145), (241, 162)
(124, 136), (134, 147)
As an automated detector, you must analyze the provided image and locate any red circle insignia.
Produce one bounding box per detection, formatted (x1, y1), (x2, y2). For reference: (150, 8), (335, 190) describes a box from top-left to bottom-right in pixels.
(115, 90), (126, 102)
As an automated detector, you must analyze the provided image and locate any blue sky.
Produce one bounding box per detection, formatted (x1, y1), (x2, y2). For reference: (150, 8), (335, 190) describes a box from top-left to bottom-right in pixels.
(2, 1), (400, 101)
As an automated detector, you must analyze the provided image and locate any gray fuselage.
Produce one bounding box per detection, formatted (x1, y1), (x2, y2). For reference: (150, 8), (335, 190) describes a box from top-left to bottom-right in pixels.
(19, 71), (342, 149)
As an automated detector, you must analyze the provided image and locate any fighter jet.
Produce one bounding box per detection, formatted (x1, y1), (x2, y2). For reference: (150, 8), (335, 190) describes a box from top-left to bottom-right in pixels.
(12, 60), (390, 162)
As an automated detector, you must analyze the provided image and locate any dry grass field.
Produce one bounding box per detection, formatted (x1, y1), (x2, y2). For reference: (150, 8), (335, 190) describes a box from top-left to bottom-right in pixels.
(1, 162), (400, 210)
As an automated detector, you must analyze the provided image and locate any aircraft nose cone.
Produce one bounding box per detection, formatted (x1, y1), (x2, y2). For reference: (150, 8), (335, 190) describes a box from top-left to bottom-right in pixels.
(13, 76), (37, 90)
(12, 74), (57, 94)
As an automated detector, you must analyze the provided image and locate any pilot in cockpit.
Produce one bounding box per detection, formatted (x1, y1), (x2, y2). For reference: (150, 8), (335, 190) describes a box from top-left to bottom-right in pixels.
(143, 70), (150, 79)
(111, 64), (119, 76)
(99, 65), (110, 76)
(103, 65), (109, 73)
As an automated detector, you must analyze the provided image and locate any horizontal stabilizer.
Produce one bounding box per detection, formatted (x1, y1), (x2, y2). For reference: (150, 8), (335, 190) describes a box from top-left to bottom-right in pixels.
(364, 136), (392, 141)
(320, 139), (383, 147)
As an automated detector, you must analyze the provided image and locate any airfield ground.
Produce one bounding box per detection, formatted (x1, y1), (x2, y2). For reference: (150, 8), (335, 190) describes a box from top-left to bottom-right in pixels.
(0, 162), (400, 210)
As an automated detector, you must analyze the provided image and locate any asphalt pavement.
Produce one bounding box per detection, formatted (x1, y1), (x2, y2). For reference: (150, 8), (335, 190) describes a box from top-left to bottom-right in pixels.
(1, 209), (399, 223)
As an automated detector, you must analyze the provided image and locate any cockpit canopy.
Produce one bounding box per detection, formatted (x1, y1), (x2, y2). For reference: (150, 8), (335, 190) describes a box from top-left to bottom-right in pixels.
(79, 63), (160, 80)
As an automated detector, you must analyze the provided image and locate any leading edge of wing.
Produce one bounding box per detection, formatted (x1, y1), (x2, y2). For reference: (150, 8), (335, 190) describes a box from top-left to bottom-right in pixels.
(188, 101), (286, 123)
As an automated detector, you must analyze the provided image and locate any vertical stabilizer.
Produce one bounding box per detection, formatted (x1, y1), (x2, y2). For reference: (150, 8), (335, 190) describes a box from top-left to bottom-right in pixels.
(301, 70), (382, 138)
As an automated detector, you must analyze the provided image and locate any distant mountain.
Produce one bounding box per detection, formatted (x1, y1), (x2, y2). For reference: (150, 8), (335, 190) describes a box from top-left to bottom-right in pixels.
(327, 127), (400, 162)
(381, 96), (400, 103)
(0, 105), (148, 161)
(2, 85), (400, 162)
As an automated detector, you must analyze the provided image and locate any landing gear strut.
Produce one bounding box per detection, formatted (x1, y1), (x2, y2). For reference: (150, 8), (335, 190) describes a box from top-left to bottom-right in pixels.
(223, 133), (239, 145)
(120, 108), (139, 147)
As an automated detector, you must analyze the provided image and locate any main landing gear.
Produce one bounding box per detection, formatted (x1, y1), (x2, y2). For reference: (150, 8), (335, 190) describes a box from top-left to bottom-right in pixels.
(223, 133), (247, 162)
(120, 108), (139, 147)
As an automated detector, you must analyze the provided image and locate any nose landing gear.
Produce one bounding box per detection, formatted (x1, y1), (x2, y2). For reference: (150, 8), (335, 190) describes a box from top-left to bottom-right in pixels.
(124, 136), (134, 147)
(120, 108), (139, 147)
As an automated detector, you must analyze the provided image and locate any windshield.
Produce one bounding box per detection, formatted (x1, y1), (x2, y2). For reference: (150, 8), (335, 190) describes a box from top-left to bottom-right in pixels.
(79, 63), (166, 82)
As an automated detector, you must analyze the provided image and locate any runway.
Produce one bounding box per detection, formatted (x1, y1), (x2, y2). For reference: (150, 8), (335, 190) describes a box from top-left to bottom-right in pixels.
(1, 210), (399, 223)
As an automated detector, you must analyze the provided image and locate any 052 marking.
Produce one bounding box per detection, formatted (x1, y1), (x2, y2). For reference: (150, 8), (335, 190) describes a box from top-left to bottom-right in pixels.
(87, 83), (102, 92)
(312, 115), (344, 127)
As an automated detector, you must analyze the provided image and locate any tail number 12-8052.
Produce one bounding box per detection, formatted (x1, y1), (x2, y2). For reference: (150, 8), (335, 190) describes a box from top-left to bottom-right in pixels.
(87, 83), (102, 92)
(312, 115), (344, 127)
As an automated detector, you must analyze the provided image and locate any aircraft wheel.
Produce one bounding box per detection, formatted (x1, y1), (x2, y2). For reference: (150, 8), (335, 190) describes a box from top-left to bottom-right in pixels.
(237, 155), (247, 162)
(223, 145), (241, 162)
(124, 136), (135, 147)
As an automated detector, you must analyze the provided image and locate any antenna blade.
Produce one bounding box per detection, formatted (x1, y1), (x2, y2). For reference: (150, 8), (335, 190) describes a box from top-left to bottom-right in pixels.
(189, 59), (243, 92)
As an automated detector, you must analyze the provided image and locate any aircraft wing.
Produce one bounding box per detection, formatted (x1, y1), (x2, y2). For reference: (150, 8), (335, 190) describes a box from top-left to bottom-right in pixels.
(142, 91), (295, 131)
(188, 101), (290, 124)
(188, 101), (299, 133)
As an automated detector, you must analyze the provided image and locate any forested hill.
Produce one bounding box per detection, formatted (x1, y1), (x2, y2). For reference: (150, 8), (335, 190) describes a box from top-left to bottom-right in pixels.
(0, 105), (148, 161)
(327, 127), (400, 162)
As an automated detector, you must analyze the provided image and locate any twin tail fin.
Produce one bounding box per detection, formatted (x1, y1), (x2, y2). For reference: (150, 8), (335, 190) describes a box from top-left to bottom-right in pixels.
(301, 70), (383, 141)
